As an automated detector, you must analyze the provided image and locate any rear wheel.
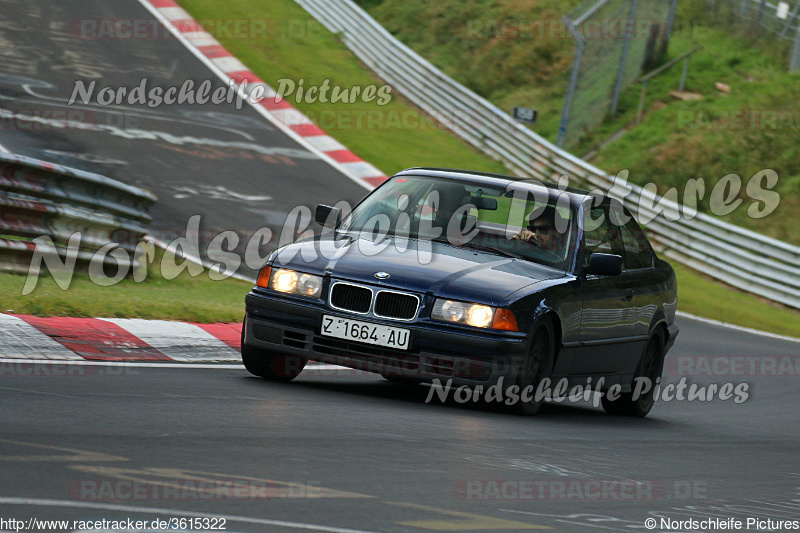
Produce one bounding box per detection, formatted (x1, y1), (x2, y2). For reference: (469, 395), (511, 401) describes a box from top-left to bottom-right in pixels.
(602, 331), (664, 417)
(240, 322), (306, 381)
(514, 319), (554, 416)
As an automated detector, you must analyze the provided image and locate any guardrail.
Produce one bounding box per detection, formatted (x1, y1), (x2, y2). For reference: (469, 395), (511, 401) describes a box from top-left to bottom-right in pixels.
(295, 0), (800, 309)
(0, 153), (157, 277)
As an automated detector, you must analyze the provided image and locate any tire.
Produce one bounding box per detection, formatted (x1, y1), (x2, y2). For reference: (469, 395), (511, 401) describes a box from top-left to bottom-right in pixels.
(240, 322), (306, 382)
(601, 331), (664, 417)
(514, 318), (555, 416)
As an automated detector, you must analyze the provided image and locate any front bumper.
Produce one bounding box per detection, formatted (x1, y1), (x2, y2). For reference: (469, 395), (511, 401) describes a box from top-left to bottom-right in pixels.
(244, 290), (527, 385)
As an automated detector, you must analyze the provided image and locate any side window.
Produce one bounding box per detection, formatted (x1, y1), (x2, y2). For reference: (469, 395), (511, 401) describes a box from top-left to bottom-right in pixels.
(582, 206), (623, 267)
(619, 217), (654, 270)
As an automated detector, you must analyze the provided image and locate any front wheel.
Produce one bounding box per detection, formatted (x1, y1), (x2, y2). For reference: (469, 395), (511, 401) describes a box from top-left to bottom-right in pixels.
(240, 323), (306, 381)
(241, 345), (306, 381)
(514, 319), (554, 416)
(602, 331), (664, 417)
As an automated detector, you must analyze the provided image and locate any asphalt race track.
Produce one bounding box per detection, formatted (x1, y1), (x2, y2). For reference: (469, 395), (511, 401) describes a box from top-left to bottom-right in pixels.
(0, 0), (370, 277)
(1, 317), (799, 532)
(1, 1), (799, 532)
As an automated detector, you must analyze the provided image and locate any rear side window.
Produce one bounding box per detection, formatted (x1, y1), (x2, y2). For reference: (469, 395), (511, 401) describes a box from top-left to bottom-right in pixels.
(582, 206), (623, 267)
(619, 217), (654, 270)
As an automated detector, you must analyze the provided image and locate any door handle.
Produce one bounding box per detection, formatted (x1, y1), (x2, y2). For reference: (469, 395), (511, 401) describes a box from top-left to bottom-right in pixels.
(623, 289), (634, 301)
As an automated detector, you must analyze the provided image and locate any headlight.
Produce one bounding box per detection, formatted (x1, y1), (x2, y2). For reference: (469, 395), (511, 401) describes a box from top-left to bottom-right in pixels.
(432, 299), (494, 328)
(256, 267), (323, 299)
(431, 299), (517, 331)
(467, 304), (494, 328)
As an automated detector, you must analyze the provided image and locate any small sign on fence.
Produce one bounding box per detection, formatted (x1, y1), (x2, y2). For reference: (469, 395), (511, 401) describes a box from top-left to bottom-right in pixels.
(512, 106), (537, 125)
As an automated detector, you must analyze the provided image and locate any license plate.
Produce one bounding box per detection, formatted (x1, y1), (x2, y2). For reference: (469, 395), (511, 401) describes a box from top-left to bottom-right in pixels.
(321, 315), (410, 350)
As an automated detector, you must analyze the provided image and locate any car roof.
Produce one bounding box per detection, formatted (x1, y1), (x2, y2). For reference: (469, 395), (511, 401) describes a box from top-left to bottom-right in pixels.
(394, 167), (594, 206)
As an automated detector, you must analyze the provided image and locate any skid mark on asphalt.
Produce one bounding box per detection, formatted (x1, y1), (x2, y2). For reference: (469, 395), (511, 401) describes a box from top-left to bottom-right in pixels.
(463, 455), (592, 478)
(499, 509), (643, 531)
(1, 81), (261, 140)
(136, 0), (385, 189)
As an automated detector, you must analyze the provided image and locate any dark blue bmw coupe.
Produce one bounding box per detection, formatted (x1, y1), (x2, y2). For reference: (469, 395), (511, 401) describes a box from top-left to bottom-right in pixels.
(242, 168), (679, 417)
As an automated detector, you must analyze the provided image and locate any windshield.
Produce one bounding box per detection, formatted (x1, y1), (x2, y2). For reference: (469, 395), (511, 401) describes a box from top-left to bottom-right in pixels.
(339, 175), (577, 270)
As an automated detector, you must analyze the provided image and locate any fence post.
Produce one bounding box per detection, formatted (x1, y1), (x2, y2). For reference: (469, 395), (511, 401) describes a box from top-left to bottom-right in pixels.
(780, 1), (800, 37)
(679, 55), (691, 91)
(611, 0), (639, 115)
(662, 0), (679, 55)
(758, 0), (766, 22)
(557, 22), (584, 148)
(791, 23), (800, 71)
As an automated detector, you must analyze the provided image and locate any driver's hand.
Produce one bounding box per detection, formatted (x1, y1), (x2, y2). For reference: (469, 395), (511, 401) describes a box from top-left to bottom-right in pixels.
(517, 228), (535, 241)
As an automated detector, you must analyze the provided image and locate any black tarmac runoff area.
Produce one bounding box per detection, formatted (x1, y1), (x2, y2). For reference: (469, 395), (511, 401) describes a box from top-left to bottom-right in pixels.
(1, 316), (799, 532)
(0, 0), (370, 278)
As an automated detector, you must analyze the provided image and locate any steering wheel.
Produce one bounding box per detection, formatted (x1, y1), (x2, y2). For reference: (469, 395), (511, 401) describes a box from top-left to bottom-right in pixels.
(526, 235), (546, 250)
(516, 228), (545, 249)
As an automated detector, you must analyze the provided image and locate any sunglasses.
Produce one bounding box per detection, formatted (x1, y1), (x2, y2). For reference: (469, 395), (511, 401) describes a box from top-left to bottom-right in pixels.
(529, 225), (555, 233)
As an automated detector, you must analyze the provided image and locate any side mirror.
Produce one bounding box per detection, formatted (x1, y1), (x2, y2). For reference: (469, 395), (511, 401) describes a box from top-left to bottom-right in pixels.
(587, 253), (623, 276)
(315, 204), (341, 229)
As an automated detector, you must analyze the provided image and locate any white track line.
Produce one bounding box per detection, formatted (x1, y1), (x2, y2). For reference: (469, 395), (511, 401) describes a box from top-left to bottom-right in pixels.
(0, 359), (350, 370)
(146, 235), (256, 284)
(0, 314), (82, 360)
(0, 497), (380, 533)
(677, 311), (800, 343)
(98, 318), (240, 362)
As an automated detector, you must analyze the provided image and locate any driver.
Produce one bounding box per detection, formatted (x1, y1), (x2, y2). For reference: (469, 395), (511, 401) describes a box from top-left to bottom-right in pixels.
(514, 206), (566, 253)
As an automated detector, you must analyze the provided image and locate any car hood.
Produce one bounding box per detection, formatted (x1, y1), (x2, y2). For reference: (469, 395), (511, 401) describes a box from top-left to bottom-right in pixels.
(270, 235), (565, 305)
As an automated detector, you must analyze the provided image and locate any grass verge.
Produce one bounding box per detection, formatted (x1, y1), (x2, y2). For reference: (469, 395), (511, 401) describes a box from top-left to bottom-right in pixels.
(0, 248), (251, 323)
(672, 263), (800, 338)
